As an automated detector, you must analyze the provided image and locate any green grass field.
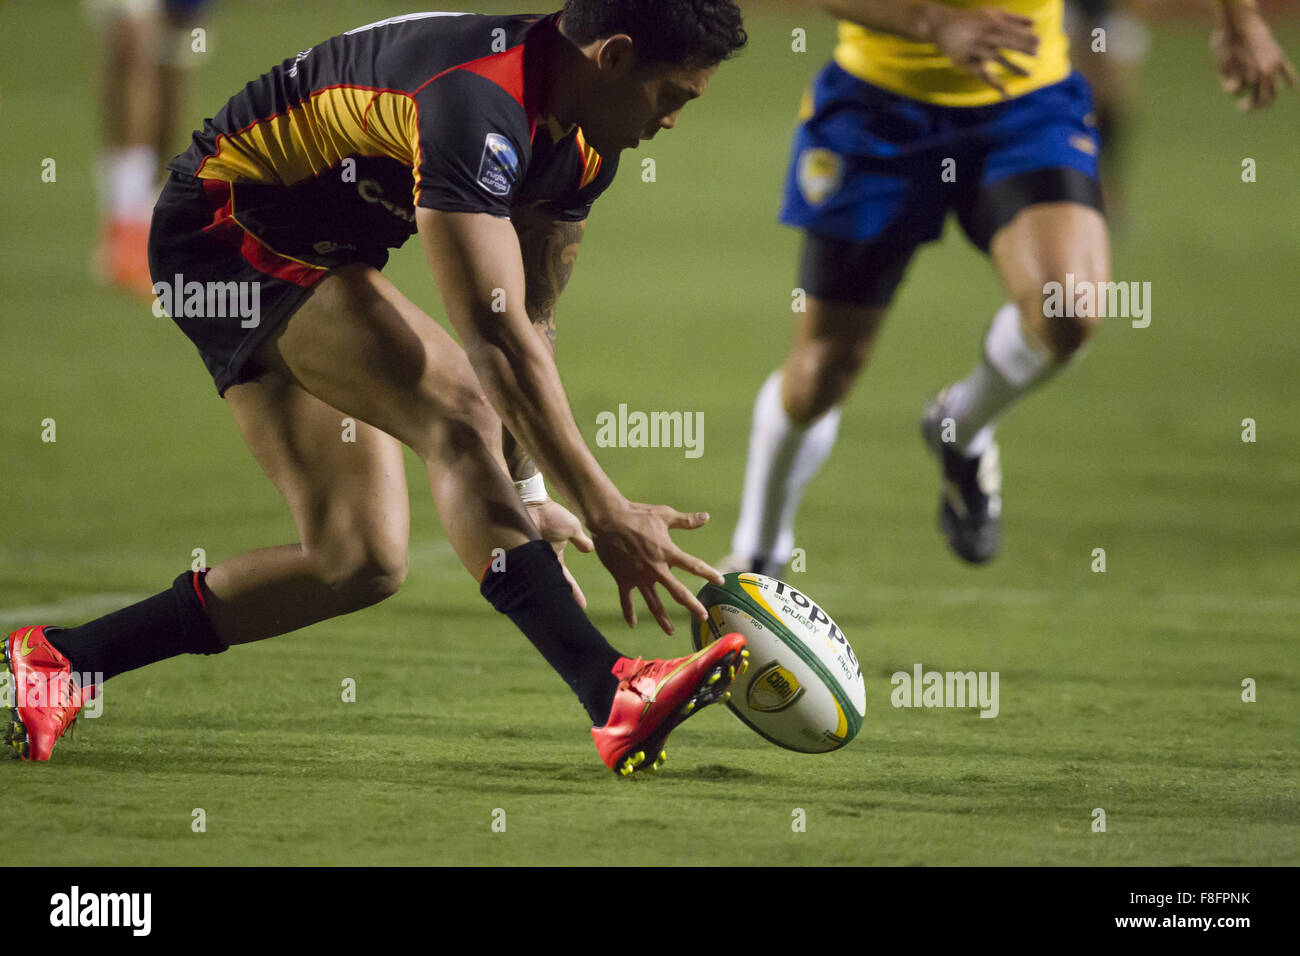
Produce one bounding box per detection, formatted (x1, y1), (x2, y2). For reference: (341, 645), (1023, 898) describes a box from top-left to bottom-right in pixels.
(1, 0), (1297, 866)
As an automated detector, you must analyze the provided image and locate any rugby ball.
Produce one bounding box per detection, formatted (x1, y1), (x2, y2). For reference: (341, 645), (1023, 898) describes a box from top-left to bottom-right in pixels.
(691, 572), (865, 753)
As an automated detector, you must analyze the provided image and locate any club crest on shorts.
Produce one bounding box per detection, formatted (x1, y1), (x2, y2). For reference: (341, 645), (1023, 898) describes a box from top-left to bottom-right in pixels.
(797, 147), (843, 206)
(477, 132), (519, 196)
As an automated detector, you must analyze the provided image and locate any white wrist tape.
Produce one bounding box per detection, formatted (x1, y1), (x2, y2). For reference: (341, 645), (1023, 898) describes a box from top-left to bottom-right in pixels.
(515, 473), (548, 504)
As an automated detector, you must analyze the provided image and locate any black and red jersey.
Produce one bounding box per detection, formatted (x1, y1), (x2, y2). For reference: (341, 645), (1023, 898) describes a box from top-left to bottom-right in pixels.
(168, 11), (617, 262)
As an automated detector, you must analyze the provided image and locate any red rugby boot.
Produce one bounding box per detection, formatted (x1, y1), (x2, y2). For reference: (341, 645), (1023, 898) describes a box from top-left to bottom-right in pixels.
(3, 626), (92, 761)
(93, 219), (156, 301)
(592, 633), (748, 777)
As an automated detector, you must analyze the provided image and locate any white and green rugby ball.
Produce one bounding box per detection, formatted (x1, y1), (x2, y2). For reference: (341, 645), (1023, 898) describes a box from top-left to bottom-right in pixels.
(691, 572), (865, 753)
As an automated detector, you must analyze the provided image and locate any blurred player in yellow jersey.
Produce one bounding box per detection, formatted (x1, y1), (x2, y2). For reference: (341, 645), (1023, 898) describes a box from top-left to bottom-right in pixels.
(726, 0), (1295, 571)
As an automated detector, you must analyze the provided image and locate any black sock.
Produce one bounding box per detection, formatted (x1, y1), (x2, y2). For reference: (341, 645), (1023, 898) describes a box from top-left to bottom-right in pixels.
(45, 571), (229, 683)
(480, 540), (623, 724)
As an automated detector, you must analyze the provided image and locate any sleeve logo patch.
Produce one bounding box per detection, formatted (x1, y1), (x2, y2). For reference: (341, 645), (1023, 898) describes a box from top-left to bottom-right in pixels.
(477, 133), (519, 197)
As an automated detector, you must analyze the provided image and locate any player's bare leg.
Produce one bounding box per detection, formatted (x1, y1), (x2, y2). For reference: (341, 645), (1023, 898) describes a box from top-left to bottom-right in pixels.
(155, 2), (209, 164)
(1067, 0), (1149, 224)
(98, 7), (162, 152)
(924, 201), (1110, 561)
(238, 269), (743, 772)
(251, 263), (538, 578)
(100, 261), (538, 648)
(193, 260), (565, 646)
(201, 374), (412, 645)
(728, 298), (886, 575)
(146, 263), (703, 726)
(782, 298), (888, 426)
(93, 2), (164, 296)
(35, 262), (542, 670)
(991, 202), (1110, 359)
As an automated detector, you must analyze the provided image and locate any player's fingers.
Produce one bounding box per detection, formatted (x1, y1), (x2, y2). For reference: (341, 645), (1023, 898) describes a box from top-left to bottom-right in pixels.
(570, 528), (595, 553)
(657, 567), (709, 623)
(1223, 50), (1248, 90)
(638, 582), (674, 635)
(994, 53), (1030, 78)
(988, 11), (1036, 35)
(975, 63), (1009, 97)
(999, 37), (1038, 58)
(992, 25), (1038, 56)
(1256, 70), (1277, 109)
(1238, 72), (1261, 110)
(1280, 56), (1298, 89)
(668, 545), (724, 586)
(663, 508), (710, 530)
(619, 585), (637, 628)
(991, 12), (1035, 29)
(559, 558), (588, 610)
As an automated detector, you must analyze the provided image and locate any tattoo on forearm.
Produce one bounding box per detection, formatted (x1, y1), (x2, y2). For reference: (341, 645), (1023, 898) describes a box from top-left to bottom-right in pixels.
(502, 426), (539, 482)
(516, 216), (584, 354)
(505, 214), (584, 482)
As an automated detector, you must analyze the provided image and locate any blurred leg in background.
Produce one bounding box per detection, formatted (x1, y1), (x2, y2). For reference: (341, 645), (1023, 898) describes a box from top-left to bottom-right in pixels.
(1066, 0), (1149, 226)
(88, 0), (213, 297)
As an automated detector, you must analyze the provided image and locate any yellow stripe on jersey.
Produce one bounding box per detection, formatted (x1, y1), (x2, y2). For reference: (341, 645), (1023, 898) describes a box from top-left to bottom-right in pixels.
(574, 127), (602, 190)
(197, 87), (420, 194)
(834, 0), (1070, 107)
(545, 116), (603, 191)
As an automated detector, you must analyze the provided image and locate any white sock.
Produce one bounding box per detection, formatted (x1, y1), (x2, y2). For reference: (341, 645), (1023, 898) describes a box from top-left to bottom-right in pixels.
(731, 370), (841, 568)
(99, 145), (159, 223)
(943, 303), (1055, 456)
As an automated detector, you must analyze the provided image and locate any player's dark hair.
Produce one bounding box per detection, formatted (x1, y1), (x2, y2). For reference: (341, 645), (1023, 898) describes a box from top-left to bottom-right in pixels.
(559, 0), (747, 67)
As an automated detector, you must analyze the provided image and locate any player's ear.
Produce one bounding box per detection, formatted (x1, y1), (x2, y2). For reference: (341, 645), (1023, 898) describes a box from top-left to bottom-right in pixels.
(594, 34), (637, 75)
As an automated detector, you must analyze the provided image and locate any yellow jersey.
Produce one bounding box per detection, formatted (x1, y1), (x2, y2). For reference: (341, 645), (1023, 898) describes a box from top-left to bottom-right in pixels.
(833, 0), (1070, 107)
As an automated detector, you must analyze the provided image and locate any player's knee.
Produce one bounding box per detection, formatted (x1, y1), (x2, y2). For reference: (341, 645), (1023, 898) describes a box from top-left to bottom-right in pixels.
(408, 375), (497, 460)
(443, 379), (496, 435)
(1020, 278), (1105, 361)
(424, 389), (498, 462)
(1044, 313), (1096, 359)
(313, 541), (409, 609)
(783, 340), (867, 424)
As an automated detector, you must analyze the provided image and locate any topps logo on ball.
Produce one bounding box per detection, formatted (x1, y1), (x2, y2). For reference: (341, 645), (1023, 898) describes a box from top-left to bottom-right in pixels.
(477, 133), (519, 196)
(747, 574), (861, 683)
(694, 572), (866, 754)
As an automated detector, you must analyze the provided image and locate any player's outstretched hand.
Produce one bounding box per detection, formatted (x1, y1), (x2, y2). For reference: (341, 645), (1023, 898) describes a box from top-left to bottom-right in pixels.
(528, 498), (595, 610)
(930, 5), (1039, 97)
(589, 499), (725, 635)
(1212, 4), (1297, 112)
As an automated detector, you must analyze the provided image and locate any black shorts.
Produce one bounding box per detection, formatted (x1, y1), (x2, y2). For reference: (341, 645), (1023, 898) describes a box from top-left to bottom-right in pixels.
(799, 166), (1104, 309)
(148, 172), (388, 396)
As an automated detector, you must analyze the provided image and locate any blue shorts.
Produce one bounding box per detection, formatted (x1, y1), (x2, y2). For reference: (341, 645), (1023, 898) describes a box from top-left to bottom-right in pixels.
(781, 63), (1104, 305)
